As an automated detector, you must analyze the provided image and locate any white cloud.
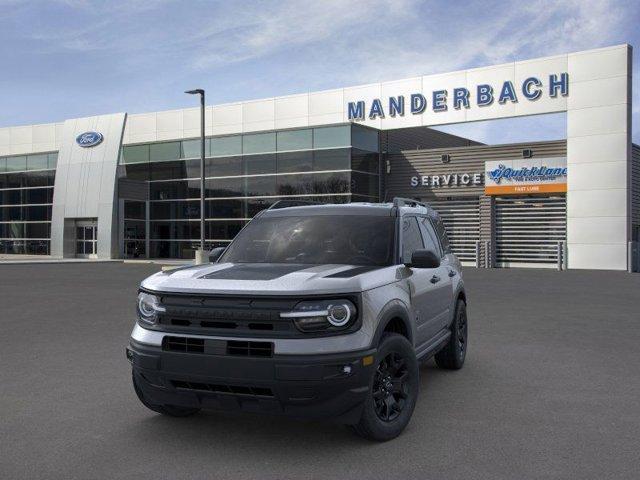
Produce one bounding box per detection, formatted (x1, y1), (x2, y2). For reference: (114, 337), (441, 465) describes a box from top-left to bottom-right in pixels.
(2, 0), (638, 141)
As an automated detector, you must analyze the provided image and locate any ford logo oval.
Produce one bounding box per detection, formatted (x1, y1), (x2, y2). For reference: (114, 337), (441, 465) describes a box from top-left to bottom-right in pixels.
(76, 131), (103, 148)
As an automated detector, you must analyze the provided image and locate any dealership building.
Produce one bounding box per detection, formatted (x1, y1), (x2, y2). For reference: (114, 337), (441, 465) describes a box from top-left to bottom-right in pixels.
(0, 44), (638, 271)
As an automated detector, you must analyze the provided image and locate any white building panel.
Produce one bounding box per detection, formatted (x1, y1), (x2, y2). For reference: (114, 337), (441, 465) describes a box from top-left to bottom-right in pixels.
(567, 132), (628, 164)
(309, 89), (343, 116)
(10, 125), (33, 145)
(156, 110), (183, 133)
(568, 45), (630, 82)
(50, 113), (126, 259)
(242, 99), (275, 132)
(567, 216), (627, 244)
(568, 244), (628, 270)
(567, 189), (627, 217)
(567, 103), (628, 138)
(32, 124), (56, 144)
(212, 103), (241, 135)
(275, 94), (308, 121)
(565, 43), (631, 270)
(567, 161), (627, 191)
(567, 76), (629, 110)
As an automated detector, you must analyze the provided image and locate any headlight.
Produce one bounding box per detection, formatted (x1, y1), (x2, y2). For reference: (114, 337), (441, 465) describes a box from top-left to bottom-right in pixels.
(280, 299), (357, 333)
(137, 292), (165, 325)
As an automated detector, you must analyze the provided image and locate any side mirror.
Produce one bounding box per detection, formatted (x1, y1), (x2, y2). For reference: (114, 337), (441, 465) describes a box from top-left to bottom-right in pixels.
(208, 246), (226, 263)
(406, 249), (440, 269)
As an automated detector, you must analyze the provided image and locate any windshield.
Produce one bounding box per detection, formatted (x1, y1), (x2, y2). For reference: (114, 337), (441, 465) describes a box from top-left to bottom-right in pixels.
(220, 215), (395, 266)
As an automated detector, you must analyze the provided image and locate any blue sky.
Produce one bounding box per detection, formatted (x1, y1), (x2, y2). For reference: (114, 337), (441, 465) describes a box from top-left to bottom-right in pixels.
(0, 0), (638, 144)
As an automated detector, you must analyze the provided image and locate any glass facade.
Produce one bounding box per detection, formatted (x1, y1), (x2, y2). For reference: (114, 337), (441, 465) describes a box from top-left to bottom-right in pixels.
(0, 152), (57, 255)
(119, 124), (380, 259)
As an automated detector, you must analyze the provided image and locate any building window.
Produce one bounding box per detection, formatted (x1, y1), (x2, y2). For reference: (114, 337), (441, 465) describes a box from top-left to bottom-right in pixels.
(313, 126), (350, 149)
(0, 152), (57, 255)
(211, 135), (242, 157)
(150, 142), (181, 162)
(277, 129), (312, 151)
(119, 125), (381, 258)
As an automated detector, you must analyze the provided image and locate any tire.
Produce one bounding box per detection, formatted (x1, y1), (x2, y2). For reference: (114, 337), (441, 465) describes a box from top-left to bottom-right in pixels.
(352, 333), (419, 441)
(434, 299), (468, 370)
(132, 371), (200, 417)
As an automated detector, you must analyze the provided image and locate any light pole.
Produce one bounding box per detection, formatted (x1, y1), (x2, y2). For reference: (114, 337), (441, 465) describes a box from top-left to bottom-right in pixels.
(185, 88), (206, 264)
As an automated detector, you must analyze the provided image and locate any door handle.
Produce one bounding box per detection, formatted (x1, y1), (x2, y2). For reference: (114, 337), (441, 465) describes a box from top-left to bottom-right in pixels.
(430, 275), (440, 284)
(448, 269), (457, 277)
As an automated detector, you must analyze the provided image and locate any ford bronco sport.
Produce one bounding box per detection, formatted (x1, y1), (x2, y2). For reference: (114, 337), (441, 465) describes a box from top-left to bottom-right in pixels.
(127, 198), (468, 441)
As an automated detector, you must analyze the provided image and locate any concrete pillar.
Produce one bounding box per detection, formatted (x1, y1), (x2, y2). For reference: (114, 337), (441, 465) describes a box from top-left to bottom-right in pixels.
(566, 45), (632, 270)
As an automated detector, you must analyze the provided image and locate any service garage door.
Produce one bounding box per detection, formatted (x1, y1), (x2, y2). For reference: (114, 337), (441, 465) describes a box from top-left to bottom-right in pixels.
(495, 195), (566, 267)
(429, 196), (480, 263)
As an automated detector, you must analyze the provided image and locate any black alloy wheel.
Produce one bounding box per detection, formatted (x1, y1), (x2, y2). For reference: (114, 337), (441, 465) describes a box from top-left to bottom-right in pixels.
(434, 299), (468, 370)
(373, 352), (410, 422)
(456, 303), (468, 358)
(352, 333), (419, 441)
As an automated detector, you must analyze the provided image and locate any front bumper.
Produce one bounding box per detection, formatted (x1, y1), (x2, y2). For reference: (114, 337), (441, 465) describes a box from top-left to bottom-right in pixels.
(128, 339), (376, 424)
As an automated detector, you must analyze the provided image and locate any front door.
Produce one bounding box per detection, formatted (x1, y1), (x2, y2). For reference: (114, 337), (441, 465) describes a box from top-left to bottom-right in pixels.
(401, 216), (447, 349)
(76, 221), (98, 258)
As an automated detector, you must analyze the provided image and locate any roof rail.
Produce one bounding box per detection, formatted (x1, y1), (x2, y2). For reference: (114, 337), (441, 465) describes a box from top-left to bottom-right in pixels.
(392, 197), (428, 209)
(268, 199), (321, 210)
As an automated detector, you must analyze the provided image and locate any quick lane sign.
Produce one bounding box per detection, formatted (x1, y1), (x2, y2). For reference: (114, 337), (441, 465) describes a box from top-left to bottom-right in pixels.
(484, 157), (567, 195)
(348, 73), (569, 120)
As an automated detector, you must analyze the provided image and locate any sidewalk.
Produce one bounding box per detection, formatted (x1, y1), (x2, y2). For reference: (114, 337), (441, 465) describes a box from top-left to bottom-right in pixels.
(0, 256), (192, 266)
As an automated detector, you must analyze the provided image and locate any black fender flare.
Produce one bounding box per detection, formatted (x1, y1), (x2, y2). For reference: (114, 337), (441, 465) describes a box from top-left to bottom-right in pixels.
(448, 287), (467, 328)
(371, 299), (414, 347)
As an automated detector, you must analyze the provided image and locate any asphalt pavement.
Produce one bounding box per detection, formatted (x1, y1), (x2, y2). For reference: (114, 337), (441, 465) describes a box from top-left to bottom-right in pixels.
(1, 263), (639, 480)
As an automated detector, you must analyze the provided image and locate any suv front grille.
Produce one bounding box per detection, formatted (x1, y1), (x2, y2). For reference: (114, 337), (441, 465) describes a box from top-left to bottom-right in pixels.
(163, 336), (204, 353)
(226, 340), (273, 357)
(156, 295), (298, 337)
(171, 380), (274, 397)
(162, 336), (274, 358)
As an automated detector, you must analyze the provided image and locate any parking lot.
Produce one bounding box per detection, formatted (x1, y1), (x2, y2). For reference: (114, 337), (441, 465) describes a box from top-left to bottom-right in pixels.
(1, 263), (639, 480)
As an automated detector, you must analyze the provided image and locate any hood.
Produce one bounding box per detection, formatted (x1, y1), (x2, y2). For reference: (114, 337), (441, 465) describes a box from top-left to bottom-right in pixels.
(140, 262), (399, 296)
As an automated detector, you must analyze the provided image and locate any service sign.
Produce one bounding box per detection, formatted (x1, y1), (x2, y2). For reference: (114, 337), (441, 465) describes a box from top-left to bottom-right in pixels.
(484, 157), (567, 195)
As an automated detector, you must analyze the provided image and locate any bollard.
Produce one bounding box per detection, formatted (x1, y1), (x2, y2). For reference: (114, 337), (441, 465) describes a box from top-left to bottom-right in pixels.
(557, 241), (563, 271)
(629, 241), (637, 273)
(484, 241), (491, 268)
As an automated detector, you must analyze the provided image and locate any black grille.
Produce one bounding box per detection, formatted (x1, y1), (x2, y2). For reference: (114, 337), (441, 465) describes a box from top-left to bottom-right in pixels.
(145, 293), (362, 339)
(162, 336), (274, 358)
(227, 340), (273, 357)
(156, 295), (299, 337)
(171, 380), (274, 397)
(163, 336), (204, 353)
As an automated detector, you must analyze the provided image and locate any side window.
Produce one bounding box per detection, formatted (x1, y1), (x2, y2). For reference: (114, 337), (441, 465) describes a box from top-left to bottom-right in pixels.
(431, 215), (451, 254)
(401, 217), (424, 264)
(419, 217), (442, 257)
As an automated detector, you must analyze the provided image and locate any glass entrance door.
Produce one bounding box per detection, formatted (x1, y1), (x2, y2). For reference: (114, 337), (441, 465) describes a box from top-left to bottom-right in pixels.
(76, 222), (98, 257)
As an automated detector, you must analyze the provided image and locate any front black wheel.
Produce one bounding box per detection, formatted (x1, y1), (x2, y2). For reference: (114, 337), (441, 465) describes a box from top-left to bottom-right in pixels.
(352, 333), (419, 441)
(434, 299), (468, 370)
(132, 372), (200, 417)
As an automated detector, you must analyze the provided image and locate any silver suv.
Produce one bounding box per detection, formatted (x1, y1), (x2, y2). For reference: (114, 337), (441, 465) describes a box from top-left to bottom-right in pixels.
(127, 198), (468, 441)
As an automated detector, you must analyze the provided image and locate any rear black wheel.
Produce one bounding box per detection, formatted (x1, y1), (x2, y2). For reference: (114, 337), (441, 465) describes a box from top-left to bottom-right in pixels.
(132, 372), (200, 417)
(352, 333), (419, 441)
(434, 299), (468, 370)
